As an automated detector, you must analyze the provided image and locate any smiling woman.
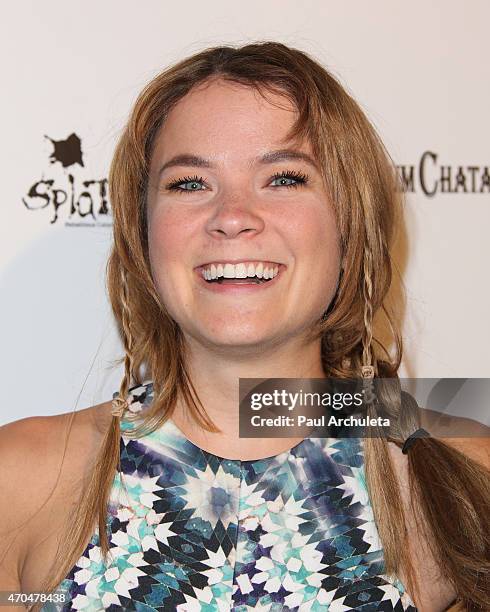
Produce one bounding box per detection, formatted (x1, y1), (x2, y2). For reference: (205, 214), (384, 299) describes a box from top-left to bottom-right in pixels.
(145, 79), (342, 359)
(0, 41), (489, 612)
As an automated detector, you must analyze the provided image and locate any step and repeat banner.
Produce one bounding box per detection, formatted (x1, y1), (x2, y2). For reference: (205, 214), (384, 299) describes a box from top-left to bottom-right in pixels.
(1, 1), (489, 425)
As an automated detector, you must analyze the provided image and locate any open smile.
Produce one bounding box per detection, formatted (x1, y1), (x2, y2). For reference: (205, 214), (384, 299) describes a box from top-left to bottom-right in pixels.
(195, 260), (286, 293)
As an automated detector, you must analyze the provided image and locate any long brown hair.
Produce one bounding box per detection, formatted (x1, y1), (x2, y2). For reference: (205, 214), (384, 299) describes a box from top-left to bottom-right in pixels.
(41, 42), (489, 609)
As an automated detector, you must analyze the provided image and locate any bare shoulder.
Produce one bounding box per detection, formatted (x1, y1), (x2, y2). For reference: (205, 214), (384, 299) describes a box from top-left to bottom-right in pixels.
(438, 434), (489, 470)
(0, 400), (113, 589)
(418, 405), (490, 469)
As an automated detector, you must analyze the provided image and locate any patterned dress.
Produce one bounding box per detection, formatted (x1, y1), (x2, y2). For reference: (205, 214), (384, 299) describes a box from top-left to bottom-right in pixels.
(45, 381), (417, 611)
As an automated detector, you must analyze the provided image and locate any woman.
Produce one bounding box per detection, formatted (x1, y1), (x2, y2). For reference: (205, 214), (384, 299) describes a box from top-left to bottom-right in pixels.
(0, 42), (488, 611)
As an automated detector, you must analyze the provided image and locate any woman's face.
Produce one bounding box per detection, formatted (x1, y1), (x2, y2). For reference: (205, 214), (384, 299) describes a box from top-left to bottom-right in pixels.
(147, 78), (341, 353)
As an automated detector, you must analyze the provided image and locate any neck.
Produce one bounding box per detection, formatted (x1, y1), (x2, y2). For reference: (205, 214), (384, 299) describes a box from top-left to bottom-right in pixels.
(170, 334), (326, 459)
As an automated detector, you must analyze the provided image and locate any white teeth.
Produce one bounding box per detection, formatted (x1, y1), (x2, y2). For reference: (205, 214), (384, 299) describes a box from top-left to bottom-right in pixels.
(223, 263), (235, 278)
(200, 261), (281, 281)
(235, 263), (247, 278)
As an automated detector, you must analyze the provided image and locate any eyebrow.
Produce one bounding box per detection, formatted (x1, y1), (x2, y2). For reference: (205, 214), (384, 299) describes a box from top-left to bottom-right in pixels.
(157, 148), (319, 177)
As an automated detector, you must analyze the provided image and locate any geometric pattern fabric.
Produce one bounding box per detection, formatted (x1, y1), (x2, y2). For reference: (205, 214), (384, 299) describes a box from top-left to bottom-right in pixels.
(44, 381), (417, 611)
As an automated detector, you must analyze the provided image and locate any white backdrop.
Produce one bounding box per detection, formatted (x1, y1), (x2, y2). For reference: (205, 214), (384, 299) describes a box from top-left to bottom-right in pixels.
(1, 1), (489, 426)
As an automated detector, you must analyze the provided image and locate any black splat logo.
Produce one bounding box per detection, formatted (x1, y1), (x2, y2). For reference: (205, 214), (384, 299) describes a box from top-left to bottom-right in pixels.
(46, 133), (84, 168)
(22, 132), (111, 226)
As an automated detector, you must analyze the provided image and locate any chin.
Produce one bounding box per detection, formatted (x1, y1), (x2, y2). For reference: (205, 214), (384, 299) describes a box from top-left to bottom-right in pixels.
(191, 321), (282, 350)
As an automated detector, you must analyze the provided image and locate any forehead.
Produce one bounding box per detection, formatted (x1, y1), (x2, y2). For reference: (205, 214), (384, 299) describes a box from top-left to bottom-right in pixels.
(151, 79), (313, 165)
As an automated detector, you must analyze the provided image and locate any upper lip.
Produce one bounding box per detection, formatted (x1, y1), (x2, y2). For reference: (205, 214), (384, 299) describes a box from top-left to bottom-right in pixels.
(195, 259), (284, 269)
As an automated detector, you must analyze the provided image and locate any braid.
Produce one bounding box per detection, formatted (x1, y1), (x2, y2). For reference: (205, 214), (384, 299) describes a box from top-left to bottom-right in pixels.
(97, 262), (138, 560)
(111, 264), (136, 420)
(360, 244), (378, 413)
(360, 241), (421, 601)
(361, 245), (376, 375)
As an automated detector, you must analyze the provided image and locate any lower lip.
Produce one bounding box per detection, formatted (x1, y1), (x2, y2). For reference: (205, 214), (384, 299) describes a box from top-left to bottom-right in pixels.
(195, 266), (285, 294)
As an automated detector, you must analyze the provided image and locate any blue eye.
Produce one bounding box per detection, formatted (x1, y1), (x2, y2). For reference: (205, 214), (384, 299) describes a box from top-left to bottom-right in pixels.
(166, 175), (206, 193)
(271, 177), (296, 187)
(164, 169), (309, 195)
(270, 170), (309, 189)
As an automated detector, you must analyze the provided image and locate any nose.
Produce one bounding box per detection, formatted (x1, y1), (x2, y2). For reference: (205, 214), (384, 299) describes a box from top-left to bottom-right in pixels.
(204, 192), (265, 239)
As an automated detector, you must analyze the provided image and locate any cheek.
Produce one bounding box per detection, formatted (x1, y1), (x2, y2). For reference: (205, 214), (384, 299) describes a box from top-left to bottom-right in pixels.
(147, 209), (189, 299)
(148, 206), (191, 268)
(286, 202), (341, 270)
(285, 203), (341, 313)
(148, 222), (173, 267)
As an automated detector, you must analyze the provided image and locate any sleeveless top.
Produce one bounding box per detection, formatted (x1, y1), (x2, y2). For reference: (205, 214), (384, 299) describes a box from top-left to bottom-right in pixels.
(45, 381), (418, 611)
